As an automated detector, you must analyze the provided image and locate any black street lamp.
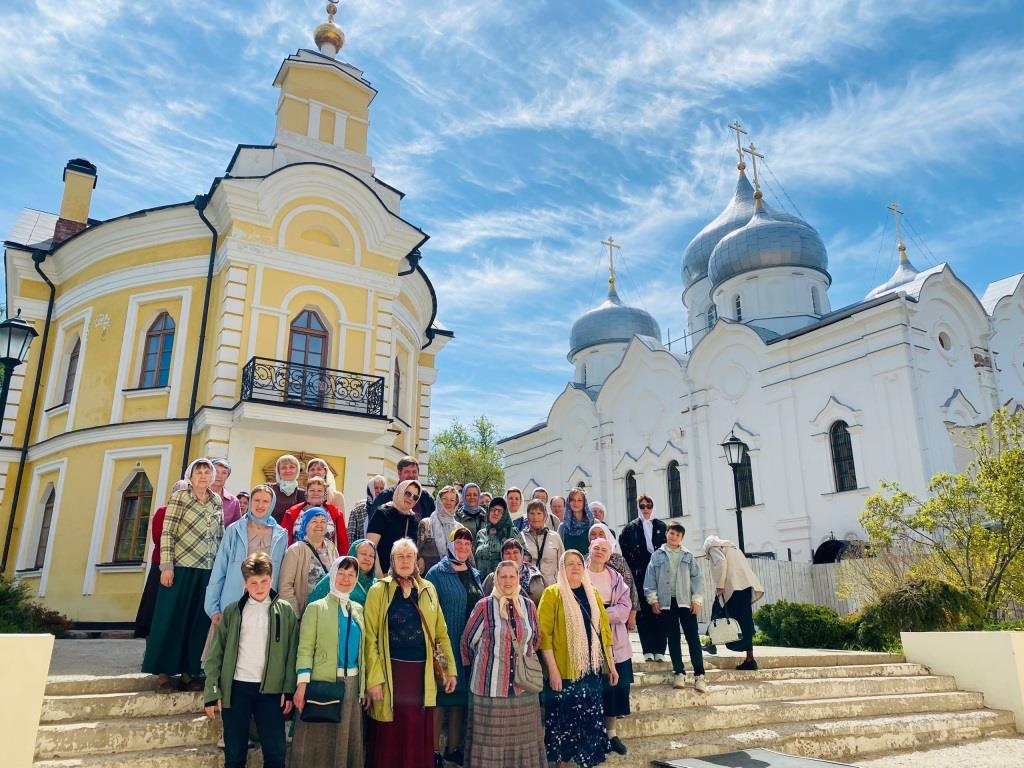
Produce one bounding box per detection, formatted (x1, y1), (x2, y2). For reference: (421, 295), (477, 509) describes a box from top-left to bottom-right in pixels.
(721, 431), (749, 553)
(0, 310), (38, 438)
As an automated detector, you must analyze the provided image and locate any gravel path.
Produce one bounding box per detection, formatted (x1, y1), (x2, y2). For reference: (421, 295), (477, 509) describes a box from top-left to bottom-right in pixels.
(855, 737), (1024, 767)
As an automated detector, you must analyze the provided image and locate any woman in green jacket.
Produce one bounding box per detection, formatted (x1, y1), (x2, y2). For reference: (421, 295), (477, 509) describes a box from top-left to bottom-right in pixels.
(538, 549), (617, 768)
(291, 555), (365, 768)
(364, 537), (458, 768)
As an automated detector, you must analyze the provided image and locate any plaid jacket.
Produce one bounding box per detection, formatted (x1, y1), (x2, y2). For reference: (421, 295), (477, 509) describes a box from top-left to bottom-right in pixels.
(159, 488), (224, 570)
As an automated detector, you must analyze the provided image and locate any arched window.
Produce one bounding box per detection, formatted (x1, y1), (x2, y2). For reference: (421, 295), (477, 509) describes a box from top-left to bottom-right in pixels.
(287, 309), (328, 406)
(34, 487), (56, 570)
(811, 286), (822, 315)
(736, 453), (755, 507)
(734, 294), (743, 322)
(830, 421), (858, 492)
(667, 460), (683, 517)
(139, 312), (175, 388)
(62, 337), (81, 405)
(113, 472), (154, 562)
(625, 470), (638, 522)
(706, 305), (717, 329)
(392, 358), (401, 418)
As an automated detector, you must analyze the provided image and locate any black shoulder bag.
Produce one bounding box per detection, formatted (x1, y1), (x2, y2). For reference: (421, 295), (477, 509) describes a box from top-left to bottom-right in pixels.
(301, 609), (352, 723)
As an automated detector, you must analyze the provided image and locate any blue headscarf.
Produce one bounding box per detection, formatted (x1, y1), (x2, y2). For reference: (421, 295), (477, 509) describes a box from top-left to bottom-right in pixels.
(459, 483), (484, 518)
(296, 505), (330, 542)
(559, 489), (595, 539)
(245, 483), (278, 528)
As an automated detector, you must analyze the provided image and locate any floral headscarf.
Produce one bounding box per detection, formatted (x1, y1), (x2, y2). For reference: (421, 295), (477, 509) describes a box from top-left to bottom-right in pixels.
(559, 489), (594, 539)
(296, 506), (329, 542)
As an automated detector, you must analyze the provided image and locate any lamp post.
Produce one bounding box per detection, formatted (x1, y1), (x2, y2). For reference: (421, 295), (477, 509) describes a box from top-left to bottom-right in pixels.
(721, 431), (749, 553)
(0, 310), (38, 435)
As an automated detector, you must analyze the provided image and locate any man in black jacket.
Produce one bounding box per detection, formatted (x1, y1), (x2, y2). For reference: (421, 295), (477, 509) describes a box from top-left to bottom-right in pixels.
(367, 455), (436, 523)
(619, 494), (668, 660)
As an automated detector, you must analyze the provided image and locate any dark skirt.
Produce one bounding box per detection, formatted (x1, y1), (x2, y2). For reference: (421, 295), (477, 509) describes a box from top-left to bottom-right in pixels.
(602, 659), (634, 717)
(712, 587), (756, 652)
(141, 566), (211, 676)
(133, 563), (161, 639)
(436, 663), (469, 707)
(291, 676), (363, 768)
(466, 692), (546, 768)
(544, 672), (606, 767)
(368, 660), (433, 768)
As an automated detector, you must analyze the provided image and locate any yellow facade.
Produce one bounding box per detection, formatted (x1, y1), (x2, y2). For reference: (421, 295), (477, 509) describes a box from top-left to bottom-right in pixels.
(1, 35), (451, 624)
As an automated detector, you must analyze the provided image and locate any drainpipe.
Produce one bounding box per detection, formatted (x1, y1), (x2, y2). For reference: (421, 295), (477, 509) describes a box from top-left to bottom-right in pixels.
(901, 298), (932, 486)
(1, 250), (56, 572)
(181, 194), (218, 475)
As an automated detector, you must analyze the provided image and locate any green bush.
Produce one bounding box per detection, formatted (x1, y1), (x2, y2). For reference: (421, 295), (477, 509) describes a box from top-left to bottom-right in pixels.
(855, 578), (983, 650)
(0, 576), (72, 637)
(754, 600), (855, 649)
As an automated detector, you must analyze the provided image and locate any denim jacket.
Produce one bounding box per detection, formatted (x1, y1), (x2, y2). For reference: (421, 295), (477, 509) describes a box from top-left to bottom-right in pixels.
(643, 544), (704, 608)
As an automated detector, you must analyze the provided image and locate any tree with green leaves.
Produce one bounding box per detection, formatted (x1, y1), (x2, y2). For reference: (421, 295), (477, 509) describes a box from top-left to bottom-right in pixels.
(860, 407), (1024, 617)
(428, 416), (505, 495)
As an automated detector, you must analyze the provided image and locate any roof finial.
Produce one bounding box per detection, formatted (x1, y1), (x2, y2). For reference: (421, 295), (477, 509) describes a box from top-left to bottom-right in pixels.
(743, 142), (765, 210)
(729, 121), (748, 171)
(601, 235), (621, 295)
(314, 2), (345, 58)
(887, 201), (909, 264)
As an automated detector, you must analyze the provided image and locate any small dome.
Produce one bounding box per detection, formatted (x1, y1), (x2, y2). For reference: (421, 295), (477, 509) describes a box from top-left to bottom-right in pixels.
(314, 3), (345, 58)
(707, 205), (829, 290)
(866, 253), (920, 299)
(682, 171), (756, 291)
(569, 284), (661, 359)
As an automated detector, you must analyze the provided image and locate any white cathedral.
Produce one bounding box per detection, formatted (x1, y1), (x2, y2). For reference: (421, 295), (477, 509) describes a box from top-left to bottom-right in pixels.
(498, 141), (1024, 562)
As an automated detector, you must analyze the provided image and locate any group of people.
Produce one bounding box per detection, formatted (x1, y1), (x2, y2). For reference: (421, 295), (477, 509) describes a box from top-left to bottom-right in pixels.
(137, 453), (765, 768)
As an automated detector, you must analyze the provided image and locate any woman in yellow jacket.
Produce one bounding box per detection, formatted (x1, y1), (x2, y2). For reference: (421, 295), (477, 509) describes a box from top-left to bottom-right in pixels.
(538, 549), (618, 768)
(363, 537), (457, 768)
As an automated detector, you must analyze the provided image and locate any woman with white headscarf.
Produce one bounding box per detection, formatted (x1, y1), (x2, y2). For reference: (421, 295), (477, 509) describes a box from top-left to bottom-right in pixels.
(417, 485), (461, 573)
(588, 523), (640, 629)
(618, 494), (667, 661)
(538, 550), (617, 768)
(703, 535), (765, 670)
(292, 555), (365, 767)
(367, 479), (422, 574)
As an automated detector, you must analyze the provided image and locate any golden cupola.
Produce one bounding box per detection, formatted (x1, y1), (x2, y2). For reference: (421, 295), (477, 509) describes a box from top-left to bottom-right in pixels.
(314, 2), (345, 58)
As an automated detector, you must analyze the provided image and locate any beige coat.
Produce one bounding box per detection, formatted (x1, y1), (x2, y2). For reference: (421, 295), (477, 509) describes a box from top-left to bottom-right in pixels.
(278, 538), (339, 618)
(520, 527), (565, 587)
(708, 543), (765, 604)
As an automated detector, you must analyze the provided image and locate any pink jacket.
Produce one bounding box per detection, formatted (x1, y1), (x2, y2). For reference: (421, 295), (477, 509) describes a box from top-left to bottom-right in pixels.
(597, 566), (633, 664)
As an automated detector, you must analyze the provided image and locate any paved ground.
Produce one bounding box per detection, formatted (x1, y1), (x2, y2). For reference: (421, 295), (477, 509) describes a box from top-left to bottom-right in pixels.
(855, 737), (1024, 767)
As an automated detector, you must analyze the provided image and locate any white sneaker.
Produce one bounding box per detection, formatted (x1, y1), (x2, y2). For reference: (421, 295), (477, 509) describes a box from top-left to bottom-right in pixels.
(643, 652), (654, 662)
(654, 654), (666, 662)
(694, 675), (708, 694)
(672, 673), (687, 690)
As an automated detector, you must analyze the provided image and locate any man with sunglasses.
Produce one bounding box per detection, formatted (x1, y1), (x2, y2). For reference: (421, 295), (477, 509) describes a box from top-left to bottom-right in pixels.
(366, 455), (436, 524)
(619, 494), (668, 661)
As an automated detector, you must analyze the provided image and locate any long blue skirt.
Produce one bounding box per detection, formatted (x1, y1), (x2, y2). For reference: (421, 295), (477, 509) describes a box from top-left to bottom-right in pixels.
(544, 672), (606, 767)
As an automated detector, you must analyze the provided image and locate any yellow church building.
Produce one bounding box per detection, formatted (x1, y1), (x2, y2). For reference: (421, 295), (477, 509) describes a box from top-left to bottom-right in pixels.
(0, 5), (451, 624)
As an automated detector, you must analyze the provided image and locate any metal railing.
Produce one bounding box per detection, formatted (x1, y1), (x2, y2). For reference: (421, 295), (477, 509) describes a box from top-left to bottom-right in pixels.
(240, 356), (385, 417)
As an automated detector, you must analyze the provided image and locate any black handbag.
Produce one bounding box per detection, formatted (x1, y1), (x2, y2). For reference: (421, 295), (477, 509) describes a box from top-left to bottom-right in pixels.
(300, 610), (352, 724)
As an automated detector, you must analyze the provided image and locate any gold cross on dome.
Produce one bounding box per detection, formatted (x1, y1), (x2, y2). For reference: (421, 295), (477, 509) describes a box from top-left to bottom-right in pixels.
(743, 142), (765, 204)
(601, 235), (620, 289)
(887, 201), (908, 261)
(729, 121), (748, 167)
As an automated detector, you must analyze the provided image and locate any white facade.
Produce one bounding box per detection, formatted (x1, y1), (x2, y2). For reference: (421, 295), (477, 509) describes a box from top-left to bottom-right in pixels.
(500, 169), (1024, 562)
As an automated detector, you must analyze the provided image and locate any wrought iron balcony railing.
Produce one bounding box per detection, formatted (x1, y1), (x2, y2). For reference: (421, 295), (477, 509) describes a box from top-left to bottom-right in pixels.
(240, 356), (385, 417)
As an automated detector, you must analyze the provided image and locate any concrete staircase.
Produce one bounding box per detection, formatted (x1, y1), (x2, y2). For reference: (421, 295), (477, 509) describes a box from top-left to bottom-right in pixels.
(35, 652), (1015, 767)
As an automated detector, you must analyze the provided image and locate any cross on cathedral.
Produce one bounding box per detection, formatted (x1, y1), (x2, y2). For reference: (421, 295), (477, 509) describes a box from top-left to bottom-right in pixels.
(729, 121), (748, 168)
(888, 201), (909, 262)
(602, 235), (620, 290)
(743, 142), (765, 205)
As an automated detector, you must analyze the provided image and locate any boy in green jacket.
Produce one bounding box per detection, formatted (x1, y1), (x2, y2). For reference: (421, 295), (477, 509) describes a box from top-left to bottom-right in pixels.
(203, 552), (298, 768)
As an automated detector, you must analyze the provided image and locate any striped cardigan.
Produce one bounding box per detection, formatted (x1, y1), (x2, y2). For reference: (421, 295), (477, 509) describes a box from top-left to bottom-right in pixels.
(460, 594), (539, 698)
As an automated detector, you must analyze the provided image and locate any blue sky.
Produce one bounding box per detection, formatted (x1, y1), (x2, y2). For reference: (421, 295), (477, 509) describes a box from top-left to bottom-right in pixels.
(1, 1), (1022, 438)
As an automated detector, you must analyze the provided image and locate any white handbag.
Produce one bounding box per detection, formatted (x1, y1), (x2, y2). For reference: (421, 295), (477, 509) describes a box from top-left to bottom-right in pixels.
(706, 597), (742, 645)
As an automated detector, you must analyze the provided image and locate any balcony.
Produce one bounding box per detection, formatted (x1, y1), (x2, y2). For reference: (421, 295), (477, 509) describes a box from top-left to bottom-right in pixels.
(240, 356), (385, 418)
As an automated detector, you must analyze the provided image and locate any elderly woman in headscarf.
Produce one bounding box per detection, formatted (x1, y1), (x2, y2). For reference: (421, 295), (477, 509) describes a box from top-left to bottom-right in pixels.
(461, 560), (547, 768)
(481, 538), (545, 605)
(281, 475), (349, 552)
(703, 535), (765, 670)
(425, 526), (483, 766)
(367, 479), (422, 574)
(418, 485), (461, 573)
(306, 456), (346, 511)
(586, 537), (634, 756)
(308, 537), (378, 606)
(474, 496), (515, 578)
(279, 506), (339, 618)
(205, 484), (288, 627)
(589, 522), (640, 629)
(134, 479), (189, 639)
(455, 482), (487, 538)
(142, 459), (224, 694)
(269, 454), (305, 523)
(559, 488), (595, 555)
(538, 550), (617, 768)
(292, 555), (366, 768)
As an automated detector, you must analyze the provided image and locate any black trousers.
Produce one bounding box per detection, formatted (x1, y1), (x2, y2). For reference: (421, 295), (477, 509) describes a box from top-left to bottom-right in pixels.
(636, 596), (666, 655)
(661, 599), (705, 676)
(222, 681), (286, 768)
(711, 587), (756, 652)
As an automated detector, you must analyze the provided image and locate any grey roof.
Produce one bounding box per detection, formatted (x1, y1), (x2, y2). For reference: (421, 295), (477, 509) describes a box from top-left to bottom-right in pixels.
(681, 171), (755, 289)
(866, 262), (945, 301)
(568, 283), (661, 359)
(707, 205), (829, 290)
(980, 273), (1024, 315)
(866, 256), (921, 299)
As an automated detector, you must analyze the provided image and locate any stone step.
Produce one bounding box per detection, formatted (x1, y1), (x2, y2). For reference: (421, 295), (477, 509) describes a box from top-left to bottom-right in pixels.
(617, 690), (985, 739)
(628, 674), (956, 712)
(605, 708), (1016, 768)
(41, 691), (204, 724)
(632, 651), (905, 671)
(35, 713), (218, 760)
(35, 745), (256, 768)
(632, 662), (929, 687)
(46, 675), (156, 697)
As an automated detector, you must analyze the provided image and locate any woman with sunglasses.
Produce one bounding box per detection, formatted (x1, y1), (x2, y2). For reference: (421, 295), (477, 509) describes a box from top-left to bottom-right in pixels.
(367, 479), (422, 575)
(618, 494), (667, 661)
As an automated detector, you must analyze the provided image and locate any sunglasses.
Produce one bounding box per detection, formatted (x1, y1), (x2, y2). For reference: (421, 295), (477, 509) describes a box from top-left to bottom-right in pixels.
(638, 503), (653, 509)
(405, 491), (421, 501)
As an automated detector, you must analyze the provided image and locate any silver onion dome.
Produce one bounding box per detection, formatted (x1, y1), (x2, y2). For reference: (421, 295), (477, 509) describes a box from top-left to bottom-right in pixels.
(682, 171), (756, 291)
(569, 283), (662, 359)
(707, 205), (830, 290)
